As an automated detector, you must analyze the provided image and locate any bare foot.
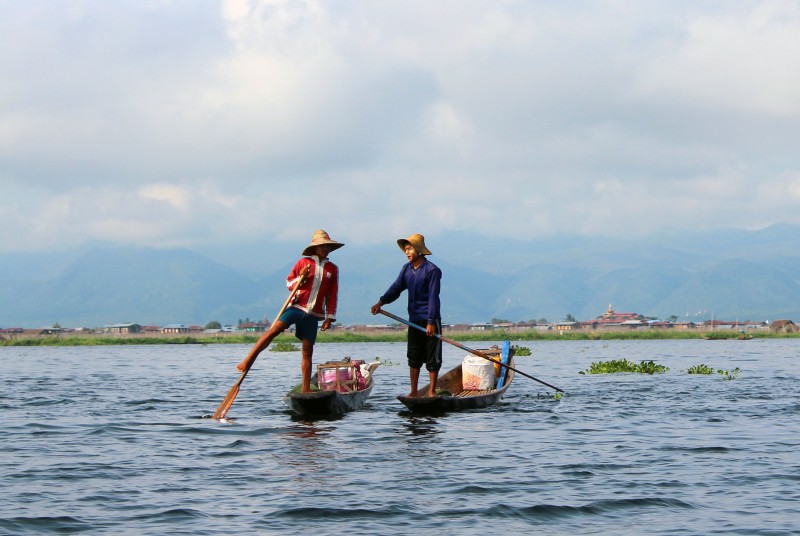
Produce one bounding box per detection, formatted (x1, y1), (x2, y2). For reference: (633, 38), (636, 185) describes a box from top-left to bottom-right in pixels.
(408, 390), (418, 397)
(428, 390), (436, 397)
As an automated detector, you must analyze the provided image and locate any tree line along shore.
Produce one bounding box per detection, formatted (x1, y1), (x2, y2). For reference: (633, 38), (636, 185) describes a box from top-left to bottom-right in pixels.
(2, 326), (798, 347)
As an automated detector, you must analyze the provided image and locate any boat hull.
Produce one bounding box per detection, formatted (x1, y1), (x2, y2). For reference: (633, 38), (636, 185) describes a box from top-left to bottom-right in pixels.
(398, 349), (516, 414)
(397, 385), (508, 413)
(283, 377), (374, 416)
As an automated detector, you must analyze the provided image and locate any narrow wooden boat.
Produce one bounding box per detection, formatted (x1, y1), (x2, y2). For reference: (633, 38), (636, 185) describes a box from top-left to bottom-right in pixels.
(704, 333), (754, 340)
(397, 342), (516, 414)
(283, 360), (379, 416)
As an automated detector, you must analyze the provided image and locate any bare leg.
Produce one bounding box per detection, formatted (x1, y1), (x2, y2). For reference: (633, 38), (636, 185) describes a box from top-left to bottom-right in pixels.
(301, 338), (314, 393)
(428, 371), (438, 397)
(237, 321), (288, 371)
(409, 367), (420, 397)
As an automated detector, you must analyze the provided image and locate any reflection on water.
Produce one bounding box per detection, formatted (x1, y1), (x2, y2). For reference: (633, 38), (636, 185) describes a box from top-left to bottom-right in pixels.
(400, 416), (442, 439)
(399, 416), (446, 461)
(278, 422), (336, 466)
(288, 413), (345, 424)
(283, 421), (334, 439)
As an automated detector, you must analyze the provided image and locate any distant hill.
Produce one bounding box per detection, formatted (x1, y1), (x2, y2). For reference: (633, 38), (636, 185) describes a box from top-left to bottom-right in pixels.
(2, 224), (800, 328)
(0, 247), (273, 328)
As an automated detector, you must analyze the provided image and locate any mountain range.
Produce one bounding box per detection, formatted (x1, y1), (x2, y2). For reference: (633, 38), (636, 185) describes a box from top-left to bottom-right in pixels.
(2, 224), (800, 328)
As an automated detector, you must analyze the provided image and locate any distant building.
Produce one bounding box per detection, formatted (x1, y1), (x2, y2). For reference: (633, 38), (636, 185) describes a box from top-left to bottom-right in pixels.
(38, 327), (63, 335)
(161, 324), (189, 334)
(554, 321), (578, 331)
(770, 319), (798, 333)
(240, 322), (268, 333)
(583, 304), (645, 329)
(702, 319), (732, 329)
(105, 323), (141, 334)
(649, 321), (674, 329)
(620, 319), (647, 329)
(0, 328), (24, 335)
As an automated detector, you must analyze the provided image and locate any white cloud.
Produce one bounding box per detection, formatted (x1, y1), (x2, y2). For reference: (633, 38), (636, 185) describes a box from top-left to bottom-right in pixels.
(635, 1), (800, 116)
(1, 0), (799, 252)
(139, 184), (191, 211)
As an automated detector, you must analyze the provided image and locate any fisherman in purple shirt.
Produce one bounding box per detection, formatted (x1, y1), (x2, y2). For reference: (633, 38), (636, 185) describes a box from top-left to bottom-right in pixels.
(371, 233), (443, 397)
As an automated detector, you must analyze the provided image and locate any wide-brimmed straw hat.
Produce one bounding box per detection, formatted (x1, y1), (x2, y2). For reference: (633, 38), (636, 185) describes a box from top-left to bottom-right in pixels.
(397, 233), (432, 255)
(302, 229), (344, 256)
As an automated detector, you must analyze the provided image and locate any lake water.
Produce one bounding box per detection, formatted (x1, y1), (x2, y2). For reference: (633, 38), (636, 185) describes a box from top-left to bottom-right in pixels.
(1, 338), (798, 535)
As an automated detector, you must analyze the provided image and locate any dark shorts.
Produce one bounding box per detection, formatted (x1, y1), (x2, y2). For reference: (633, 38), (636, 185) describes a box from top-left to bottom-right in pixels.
(279, 307), (320, 344)
(407, 320), (442, 372)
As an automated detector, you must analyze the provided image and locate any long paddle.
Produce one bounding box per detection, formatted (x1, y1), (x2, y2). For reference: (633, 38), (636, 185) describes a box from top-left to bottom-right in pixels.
(213, 269), (309, 419)
(378, 308), (564, 393)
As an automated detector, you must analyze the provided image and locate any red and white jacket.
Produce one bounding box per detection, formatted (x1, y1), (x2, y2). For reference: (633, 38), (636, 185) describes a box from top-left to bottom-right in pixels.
(286, 256), (339, 321)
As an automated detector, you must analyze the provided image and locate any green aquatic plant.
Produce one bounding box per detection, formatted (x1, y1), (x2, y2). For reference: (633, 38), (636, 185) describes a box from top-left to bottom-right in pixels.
(289, 384), (321, 393)
(579, 358), (669, 375)
(270, 341), (300, 352)
(513, 346), (532, 356)
(553, 391), (563, 401)
(375, 356), (400, 366)
(717, 367), (741, 380)
(636, 360), (669, 374)
(687, 364), (714, 375)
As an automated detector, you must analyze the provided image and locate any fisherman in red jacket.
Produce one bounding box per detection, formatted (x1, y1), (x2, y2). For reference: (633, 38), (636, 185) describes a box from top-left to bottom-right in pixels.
(237, 230), (343, 393)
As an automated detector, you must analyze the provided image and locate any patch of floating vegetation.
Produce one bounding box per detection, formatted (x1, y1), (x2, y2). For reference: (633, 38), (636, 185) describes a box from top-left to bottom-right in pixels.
(580, 358), (669, 375)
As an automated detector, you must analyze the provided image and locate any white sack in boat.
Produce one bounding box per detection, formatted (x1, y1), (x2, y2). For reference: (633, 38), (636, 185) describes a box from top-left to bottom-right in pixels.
(461, 354), (495, 390)
(360, 361), (380, 382)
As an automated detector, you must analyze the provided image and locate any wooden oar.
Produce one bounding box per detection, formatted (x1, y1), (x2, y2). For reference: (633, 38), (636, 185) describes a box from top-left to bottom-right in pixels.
(213, 269), (309, 419)
(378, 308), (564, 393)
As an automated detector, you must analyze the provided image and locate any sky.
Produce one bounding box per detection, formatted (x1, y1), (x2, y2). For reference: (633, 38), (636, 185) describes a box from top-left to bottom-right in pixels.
(2, 0), (799, 255)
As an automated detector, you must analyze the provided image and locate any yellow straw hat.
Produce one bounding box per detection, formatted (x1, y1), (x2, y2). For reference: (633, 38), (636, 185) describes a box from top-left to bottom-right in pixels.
(302, 229), (344, 256)
(397, 233), (432, 255)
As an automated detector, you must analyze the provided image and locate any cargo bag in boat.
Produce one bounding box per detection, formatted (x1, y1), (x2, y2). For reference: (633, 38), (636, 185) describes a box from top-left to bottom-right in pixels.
(461, 354), (495, 390)
(318, 362), (358, 393)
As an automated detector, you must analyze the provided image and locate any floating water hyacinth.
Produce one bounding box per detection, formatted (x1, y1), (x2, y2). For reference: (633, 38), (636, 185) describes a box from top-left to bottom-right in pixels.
(718, 367), (741, 380)
(687, 364), (714, 374)
(269, 341), (300, 352)
(580, 358), (669, 375)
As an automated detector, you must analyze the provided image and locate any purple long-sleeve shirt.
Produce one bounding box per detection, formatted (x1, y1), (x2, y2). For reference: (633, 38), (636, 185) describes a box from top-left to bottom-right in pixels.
(379, 258), (442, 325)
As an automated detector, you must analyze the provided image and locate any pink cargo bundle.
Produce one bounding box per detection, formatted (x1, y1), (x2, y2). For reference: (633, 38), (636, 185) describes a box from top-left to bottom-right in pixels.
(318, 360), (366, 392)
(351, 360), (367, 390)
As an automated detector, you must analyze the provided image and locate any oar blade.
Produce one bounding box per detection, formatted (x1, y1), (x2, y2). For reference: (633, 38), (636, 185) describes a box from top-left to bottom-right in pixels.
(213, 384), (240, 419)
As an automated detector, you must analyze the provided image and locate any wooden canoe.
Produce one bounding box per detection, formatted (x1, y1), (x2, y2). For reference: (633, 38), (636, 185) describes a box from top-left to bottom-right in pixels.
(397, 343), (516, 414)
(283, 361), (379, 417)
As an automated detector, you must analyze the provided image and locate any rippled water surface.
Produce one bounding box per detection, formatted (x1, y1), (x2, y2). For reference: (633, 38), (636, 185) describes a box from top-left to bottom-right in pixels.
(2, 338), (799, 535)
